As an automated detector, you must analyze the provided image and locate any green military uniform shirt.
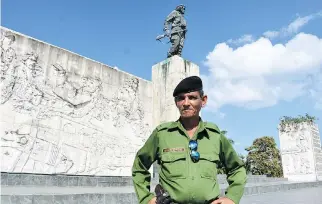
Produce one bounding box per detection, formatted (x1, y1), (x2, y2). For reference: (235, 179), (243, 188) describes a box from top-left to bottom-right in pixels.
(132, 119), (247, 204)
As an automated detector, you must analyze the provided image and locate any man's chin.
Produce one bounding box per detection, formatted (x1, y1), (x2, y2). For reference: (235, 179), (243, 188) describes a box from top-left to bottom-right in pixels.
(180, 113), (195, 118)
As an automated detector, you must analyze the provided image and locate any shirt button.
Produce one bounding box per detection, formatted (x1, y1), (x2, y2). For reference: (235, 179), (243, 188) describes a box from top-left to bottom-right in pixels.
(192, 176), (194, 180)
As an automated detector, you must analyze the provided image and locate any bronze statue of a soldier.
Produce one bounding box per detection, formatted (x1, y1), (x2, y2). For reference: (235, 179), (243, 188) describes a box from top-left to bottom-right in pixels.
(156, 4), (187, 58)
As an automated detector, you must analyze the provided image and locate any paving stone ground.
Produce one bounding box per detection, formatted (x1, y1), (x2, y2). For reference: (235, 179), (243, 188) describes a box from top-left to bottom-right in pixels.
(240, 186), (322, 204)
(2, 186), (322, 203)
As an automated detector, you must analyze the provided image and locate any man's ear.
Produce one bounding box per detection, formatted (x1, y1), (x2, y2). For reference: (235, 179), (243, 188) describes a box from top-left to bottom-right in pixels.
(201, 95), (208, 107)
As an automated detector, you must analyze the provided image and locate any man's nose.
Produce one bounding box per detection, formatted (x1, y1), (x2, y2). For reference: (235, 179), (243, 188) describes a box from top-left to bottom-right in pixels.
(183, 97), (190, 105)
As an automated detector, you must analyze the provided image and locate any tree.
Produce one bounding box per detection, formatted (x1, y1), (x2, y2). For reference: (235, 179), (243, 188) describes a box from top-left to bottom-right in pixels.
(217, 130), (244, 174)
(245, 136), (283, 177)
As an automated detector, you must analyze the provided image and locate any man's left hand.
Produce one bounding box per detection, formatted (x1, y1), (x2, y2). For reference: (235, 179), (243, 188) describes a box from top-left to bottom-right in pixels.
(211, 197), (235, 204)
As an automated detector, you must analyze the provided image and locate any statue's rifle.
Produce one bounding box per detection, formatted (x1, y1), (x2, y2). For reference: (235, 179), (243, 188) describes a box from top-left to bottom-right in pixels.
(155, 33), (170, 44)
(155, 29), (187, 44)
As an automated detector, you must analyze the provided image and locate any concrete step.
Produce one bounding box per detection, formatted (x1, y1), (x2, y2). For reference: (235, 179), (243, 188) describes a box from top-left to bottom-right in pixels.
(2, 181), (322, 204)
(1, 172), (288, 187)
(240, 186), (322, 204)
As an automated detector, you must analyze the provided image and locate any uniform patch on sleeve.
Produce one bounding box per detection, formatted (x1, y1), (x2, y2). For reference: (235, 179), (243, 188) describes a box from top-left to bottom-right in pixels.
(163, 147), (185, 152)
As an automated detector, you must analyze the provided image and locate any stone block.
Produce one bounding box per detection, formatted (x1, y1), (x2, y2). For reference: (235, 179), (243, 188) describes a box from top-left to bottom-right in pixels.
(20, 174), (33, 185)
(73, 194), (89, 204)
(77, 176), (98, 187)
(1, 196), (10, 204)
(118, 193), (134, 204)
(32, 195), (54, 204)
(32, 174), (47, 186)
(46, 175), (59, 186)
(1, 172), (8, 186)
(104, 193), (120, 204)
(53, 195), (71, 204)
(278, 122), (322, 181)
(10, 195), (33, 204)
(57, 175), (69, 187)
(7, 174), (21, 185)
(88, 194), (105, 204)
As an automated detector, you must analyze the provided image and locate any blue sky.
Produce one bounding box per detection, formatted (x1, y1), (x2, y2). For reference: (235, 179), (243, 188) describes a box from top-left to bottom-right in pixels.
(2, 0), (322, 155)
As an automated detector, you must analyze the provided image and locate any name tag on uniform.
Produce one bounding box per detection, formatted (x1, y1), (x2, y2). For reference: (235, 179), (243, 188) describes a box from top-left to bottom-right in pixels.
(163, 147), (185, 153)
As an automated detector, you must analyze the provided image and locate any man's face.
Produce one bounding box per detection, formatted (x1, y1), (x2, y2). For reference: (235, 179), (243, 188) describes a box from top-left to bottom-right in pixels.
(175, 91), (207, 119)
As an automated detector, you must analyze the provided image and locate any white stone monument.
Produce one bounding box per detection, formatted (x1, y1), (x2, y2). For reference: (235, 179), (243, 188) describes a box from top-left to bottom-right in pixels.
(152, 55), (200, 128)
(278, 121), (322, 181)
(0, 26), (153, 177)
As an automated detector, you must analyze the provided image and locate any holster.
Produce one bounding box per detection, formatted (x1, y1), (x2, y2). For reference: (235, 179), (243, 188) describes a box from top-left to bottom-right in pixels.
(154, 184), (173, 204)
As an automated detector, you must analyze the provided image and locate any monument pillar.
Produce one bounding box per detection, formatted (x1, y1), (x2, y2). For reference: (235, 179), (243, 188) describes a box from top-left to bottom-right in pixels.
(152, 55), (200, 128)
(278, 122), (322, 181)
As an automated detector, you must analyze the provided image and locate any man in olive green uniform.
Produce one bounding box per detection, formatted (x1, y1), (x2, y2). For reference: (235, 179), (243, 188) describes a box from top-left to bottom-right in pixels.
(132, 76), (247, 204)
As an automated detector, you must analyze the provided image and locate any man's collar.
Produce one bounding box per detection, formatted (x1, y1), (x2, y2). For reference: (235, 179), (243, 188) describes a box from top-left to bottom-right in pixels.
(168, 120), (180, 130)
(168, 117), (209, 138)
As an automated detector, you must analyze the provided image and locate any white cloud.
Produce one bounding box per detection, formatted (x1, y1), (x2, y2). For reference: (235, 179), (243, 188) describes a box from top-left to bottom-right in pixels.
(202, 32), (322, 111)
(227, 34), (254, 45)
(263, 11), (322, 39)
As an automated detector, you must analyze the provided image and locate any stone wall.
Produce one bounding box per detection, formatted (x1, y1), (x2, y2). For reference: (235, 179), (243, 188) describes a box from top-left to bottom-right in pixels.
(279, 122), (322, 181)
(0, 27), (153, 176)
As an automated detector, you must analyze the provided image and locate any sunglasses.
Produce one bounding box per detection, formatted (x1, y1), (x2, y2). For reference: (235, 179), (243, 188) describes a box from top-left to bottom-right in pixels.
(189, 140), (200, 162)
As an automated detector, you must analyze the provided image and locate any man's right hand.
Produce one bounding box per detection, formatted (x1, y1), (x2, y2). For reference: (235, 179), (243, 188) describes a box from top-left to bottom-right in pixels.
(148, 197), (157, 204)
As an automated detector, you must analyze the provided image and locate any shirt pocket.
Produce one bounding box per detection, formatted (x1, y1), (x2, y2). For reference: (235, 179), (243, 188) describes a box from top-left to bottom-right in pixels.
(198, 153), (219, 180)
(160, 152), (187, 179)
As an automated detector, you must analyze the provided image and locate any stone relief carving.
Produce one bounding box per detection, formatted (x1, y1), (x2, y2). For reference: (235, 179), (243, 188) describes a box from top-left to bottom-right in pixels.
(0, 29), (151, 176)
(278, 122), (322, 178)
(1, 33), (18, 104)
(279, 123), (311, 153)
(283, 153), (314, 175)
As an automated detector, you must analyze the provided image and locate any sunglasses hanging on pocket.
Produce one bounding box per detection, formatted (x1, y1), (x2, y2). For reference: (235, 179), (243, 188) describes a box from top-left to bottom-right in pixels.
(189, 140), (200, 162)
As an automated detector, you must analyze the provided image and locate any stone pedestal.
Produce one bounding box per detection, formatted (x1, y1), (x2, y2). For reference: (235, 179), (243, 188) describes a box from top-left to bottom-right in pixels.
(152, 55), (200, 128)
(278, 122), (322, 181)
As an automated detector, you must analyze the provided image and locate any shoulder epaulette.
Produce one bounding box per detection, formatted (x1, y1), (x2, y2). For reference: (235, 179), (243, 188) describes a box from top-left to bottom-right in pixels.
(204, 122), (221, 133)
(156, 122), (173, 131)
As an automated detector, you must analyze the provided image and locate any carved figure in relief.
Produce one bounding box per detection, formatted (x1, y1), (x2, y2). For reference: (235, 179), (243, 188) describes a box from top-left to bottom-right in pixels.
(1, 126), (30, 150)
(1, 33), (18, 104)
(280, 124), (312, 153)
(300, 157), (312, 174)
(52, 63), (101, 108)
(284, 154), (313, 175)
(11, 52), (45, 115)
(283, 156), (292, 174)
(0, 125), (33, 172)
(296, 130), (310, 152)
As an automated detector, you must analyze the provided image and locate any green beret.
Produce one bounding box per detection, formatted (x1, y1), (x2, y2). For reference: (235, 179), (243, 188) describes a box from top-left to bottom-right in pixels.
(173, 76), (203, 97)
